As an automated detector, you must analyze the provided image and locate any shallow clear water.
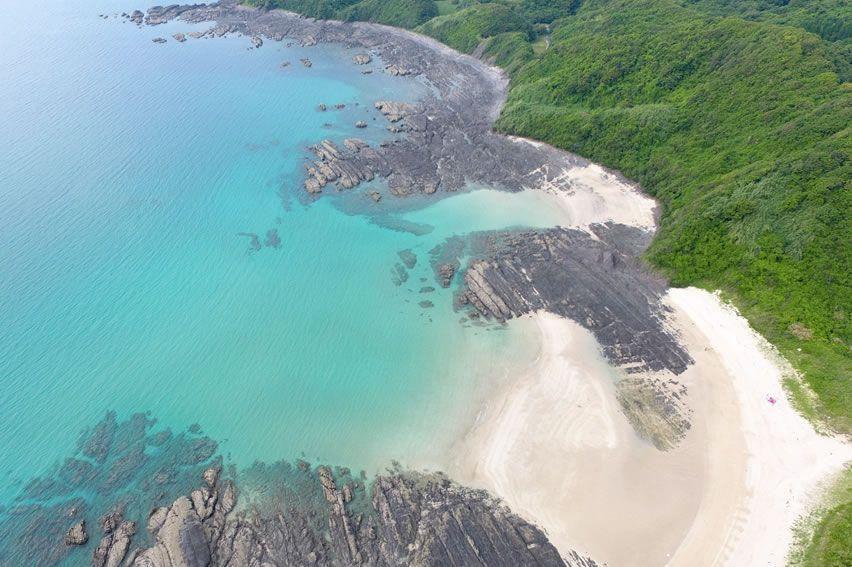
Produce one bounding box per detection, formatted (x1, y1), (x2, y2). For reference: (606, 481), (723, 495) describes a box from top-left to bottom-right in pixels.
(0, 0), (557, 504)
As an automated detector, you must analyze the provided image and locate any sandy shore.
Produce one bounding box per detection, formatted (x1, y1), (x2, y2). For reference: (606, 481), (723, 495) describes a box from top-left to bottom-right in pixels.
(449, 289), (851, 566)
(510, 135), (659, 234)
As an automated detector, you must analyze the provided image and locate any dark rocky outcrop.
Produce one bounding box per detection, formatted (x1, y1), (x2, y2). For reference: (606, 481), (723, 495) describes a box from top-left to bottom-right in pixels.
(437, 262), (457, 288)
(92, 512), (136, 567)
(132, 1), (591, 199)
(0, 414), (595, 566)
(65, 521), (88, 546)
(0, 412), (219, 566)
(304, 139), (377, 193)
(128, 465), (577, 566)
(457, 224), (692, 375)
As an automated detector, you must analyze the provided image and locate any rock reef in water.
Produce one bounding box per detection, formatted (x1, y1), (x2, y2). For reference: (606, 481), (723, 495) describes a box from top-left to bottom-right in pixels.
(0, 412), (219, 566)
(128, 465), (578, 567)
(0, 413), (595, 566)
(137, 1), (589, 199)
(397, 249), (417, 269)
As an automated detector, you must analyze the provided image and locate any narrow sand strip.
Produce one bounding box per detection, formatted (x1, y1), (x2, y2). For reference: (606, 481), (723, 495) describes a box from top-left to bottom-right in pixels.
(666, 288), (851, 566)
(510, 135), (659, 234)
(449, 289), (850, 566)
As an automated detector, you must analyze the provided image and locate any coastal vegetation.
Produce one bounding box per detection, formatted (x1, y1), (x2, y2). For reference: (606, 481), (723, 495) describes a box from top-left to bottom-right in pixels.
(244, 0), (438, 27)
(247, 0), (850, 561)
(254, 0), (851, 432)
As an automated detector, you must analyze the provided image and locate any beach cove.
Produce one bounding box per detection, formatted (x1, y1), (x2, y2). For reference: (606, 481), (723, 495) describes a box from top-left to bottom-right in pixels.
(0, 1), (848, 566)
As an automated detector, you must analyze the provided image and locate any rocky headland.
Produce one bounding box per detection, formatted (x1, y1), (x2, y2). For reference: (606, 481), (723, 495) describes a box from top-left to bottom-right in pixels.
(0, 413), (594, 566)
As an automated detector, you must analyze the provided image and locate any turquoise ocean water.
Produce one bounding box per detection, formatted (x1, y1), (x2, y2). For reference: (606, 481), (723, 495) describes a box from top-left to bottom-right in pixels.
(0, 0), (563, 505)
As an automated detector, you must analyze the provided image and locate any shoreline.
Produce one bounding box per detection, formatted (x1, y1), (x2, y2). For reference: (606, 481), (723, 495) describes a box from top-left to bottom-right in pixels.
(450, 291), (850, 565)
(122, 4), (848, 565)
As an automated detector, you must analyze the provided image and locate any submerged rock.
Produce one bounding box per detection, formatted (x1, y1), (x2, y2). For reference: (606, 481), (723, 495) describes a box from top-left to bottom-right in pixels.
(397, 249), (417, 269)
(437, 262), (457, 288)
(151, 37), (166, 44)
(130, 465), (574, 566)
(264, 229), (281, 249)
(237, 232), (261, 251)
(172, 33), (186, 42)
(374, 100), (415, 123)
(391, 263), (409, 286)
(384, 63), (411, 76)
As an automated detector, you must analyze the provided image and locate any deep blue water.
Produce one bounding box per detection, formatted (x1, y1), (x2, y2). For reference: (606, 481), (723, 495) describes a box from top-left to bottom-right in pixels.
(0, 0), (563, 507)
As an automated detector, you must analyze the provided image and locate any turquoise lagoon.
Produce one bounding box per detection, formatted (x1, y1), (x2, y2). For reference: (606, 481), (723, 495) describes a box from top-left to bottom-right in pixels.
(0, 0), (562, 503)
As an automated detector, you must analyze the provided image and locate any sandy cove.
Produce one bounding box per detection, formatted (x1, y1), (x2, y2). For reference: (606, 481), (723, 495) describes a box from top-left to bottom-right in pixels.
(132, 5), (847, 564)
(450, 289), (850, 566)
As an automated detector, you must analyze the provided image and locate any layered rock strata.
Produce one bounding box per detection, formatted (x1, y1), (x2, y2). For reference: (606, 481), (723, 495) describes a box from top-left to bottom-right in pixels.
(0, 414), (594, 567)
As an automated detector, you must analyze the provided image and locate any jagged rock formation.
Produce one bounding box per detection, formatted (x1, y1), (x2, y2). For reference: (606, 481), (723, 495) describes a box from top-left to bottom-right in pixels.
(304, 139), (377, 193)
(92, 512), (136, 567)
(0, 412), (220, 566)
(65, 521), (89, 546)
(0, 412), (596, 567)
(457, 224), (692, 375)
(132, 1), (594, 199)
(124, 466), (579, 566)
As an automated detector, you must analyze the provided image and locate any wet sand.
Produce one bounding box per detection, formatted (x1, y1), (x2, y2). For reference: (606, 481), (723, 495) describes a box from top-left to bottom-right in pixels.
(450, 290), (850, 566)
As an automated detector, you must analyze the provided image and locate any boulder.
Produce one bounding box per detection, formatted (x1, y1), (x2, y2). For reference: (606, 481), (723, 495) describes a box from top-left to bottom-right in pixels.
(64, 521), (88, 546)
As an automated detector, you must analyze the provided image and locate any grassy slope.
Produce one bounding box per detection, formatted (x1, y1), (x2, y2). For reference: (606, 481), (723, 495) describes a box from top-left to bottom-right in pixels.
(246, 0), (850, 562)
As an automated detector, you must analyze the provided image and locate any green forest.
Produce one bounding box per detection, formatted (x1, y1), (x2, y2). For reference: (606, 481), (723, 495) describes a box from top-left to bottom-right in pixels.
(245, 1), (851, 562)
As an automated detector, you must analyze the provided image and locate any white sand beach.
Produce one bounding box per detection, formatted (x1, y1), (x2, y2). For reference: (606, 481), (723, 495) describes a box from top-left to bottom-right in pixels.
(449, 288), (851, 566)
